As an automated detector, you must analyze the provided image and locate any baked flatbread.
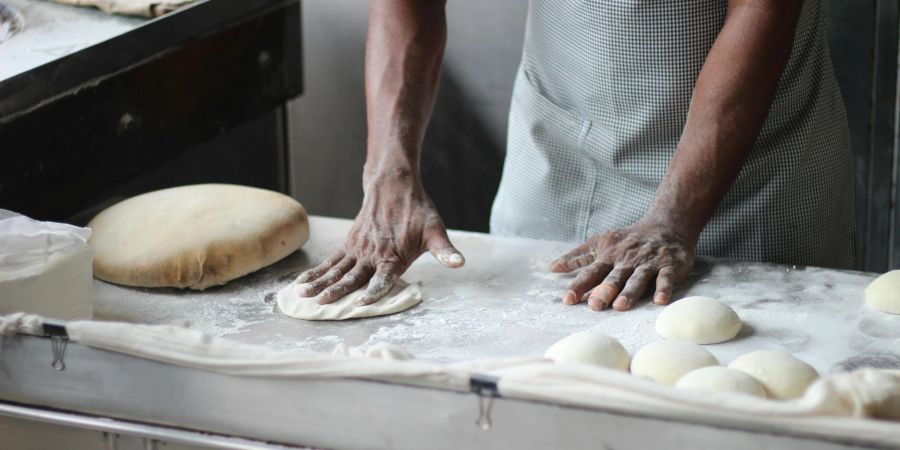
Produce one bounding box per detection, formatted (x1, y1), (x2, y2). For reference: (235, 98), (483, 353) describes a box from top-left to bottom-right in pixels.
(89, 184), (308, 290)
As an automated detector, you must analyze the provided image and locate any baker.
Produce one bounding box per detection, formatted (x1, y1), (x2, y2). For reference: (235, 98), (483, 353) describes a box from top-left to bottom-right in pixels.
(296, 0), (854, 311)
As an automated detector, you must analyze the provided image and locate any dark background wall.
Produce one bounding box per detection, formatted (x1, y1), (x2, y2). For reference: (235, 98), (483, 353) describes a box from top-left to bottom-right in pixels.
(289, 1), (899, 271)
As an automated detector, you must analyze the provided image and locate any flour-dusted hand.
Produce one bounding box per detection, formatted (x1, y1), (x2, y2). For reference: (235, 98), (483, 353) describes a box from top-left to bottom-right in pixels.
(549, 221), (695, 311)
(295, 175), (464, 306)
(294, 1), (458, 306)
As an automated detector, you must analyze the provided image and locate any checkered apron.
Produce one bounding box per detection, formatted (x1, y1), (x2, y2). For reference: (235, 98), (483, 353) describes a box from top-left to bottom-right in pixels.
(490, 0), (855, 268)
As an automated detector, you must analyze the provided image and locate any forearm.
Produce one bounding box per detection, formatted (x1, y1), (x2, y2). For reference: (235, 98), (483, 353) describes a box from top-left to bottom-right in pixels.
(644, 0), (803, 241)
(364, 0), (447, 185)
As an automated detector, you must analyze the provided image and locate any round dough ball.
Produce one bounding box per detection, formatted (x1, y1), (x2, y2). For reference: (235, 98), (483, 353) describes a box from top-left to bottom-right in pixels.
(544, 330), (630, 371)
(89, 184), (309, 290)
(865, 270), (900, 315)
(630, 340), (719, 385)
(655, 296), (742, 344)
(728, 350), (819, 400)
(676, 366), (767, 398)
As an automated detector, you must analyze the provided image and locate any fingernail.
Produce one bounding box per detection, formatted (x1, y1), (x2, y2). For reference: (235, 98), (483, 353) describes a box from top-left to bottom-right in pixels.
(653, 292), (669, 305)
(588, 298), (605, 311)
(562, 291), (577, 305)
(612, 296), (628, 311)
(297, 283), (313, 296)
(448, 253), (463, 265)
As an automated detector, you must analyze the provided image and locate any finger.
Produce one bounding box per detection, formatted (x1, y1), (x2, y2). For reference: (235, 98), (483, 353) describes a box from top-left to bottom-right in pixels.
(354, 263), (401, 306)
(317, 265), (374, 305)
(562, 262), (613, 305)
(587, 266), (634, 311)
(295, 251), (345, 284)
(612, 267), (654, 311)
(549, 243), (593, 273)
(653, 266), (676, 305)
(426, 228), (465, 268)
(297, 257), (356, 297)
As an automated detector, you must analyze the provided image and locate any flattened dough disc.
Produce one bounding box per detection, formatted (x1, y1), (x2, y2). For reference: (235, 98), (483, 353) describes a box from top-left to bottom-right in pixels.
(89, 184), (309, 290)
(277, 280), (422, 321)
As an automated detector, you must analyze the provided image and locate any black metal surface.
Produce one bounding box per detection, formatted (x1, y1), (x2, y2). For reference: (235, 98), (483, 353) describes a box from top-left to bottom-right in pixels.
(819, 1), (898, 270)
(869, 0), (900, 270)
(854, 0), (899, 271)
(0, 0), (302, 222)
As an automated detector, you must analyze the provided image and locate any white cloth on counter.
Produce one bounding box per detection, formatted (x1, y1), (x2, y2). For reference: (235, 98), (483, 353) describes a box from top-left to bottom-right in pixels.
(0, 211), (93, 320)
(495, 363), (900, 446)
(1, 314), (898, 446)
(48, 0), (194, 18)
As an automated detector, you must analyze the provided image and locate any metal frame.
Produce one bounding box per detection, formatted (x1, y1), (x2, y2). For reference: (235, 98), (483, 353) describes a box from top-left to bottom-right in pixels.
(0, 402), (292, 450)
(0, 334), (893, 450)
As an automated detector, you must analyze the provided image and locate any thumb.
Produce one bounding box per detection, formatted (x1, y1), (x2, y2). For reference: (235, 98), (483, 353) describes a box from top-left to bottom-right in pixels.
(426, 227), (465, 269)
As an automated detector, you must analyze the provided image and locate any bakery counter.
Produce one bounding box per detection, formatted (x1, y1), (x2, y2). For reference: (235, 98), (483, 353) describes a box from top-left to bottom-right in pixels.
(2, 215), (899, 450)
(94, 216), (900, 374)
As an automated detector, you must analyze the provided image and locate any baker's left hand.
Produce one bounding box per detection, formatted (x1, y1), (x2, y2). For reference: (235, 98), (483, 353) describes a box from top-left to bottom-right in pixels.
(549, 220), (696, 311)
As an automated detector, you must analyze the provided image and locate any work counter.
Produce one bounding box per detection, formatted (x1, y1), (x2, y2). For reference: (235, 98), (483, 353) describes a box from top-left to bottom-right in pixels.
(2, 216), (898, 450)
(95, 216), (899, 373)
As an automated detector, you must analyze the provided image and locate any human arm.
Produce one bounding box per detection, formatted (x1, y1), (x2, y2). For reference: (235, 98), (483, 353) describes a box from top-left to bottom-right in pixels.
(296, 0), (464, 305)
(550, 0), (804, 310)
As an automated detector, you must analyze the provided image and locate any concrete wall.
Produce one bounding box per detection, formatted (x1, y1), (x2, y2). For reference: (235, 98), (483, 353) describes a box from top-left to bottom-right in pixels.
(289, 1), (528, 231)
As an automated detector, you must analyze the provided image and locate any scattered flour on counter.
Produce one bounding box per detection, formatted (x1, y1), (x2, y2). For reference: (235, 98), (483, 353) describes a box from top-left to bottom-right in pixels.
(264, 333), (343, 353)
(180, 296), (273, 337)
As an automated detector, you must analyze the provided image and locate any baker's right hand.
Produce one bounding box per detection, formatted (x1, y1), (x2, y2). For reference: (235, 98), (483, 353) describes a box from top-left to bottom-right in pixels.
(294, 173), (464, 306)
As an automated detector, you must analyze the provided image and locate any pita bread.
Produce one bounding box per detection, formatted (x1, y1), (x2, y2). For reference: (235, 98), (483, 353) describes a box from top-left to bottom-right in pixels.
(89, 184), (308, 290)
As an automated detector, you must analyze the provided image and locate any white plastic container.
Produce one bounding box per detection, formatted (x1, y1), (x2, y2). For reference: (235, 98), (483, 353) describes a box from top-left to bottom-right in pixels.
(0, 209), (93, 320)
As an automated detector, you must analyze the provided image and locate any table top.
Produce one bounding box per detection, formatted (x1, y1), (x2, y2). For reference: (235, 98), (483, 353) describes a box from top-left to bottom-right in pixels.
(94, 216), (900, 374)
(0, 0), (143, 81)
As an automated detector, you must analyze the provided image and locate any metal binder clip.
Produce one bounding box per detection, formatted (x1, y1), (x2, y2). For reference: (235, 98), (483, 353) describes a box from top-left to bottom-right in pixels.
(470, 374), (500, 431)
(43, 321), (69, 371)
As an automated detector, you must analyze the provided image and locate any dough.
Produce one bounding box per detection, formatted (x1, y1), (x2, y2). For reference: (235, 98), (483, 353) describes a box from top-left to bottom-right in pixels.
(544, 330), (630, 371)
(630, 340), (719, 385)
(655, 296), (742, 344)
(277, 280), (422, 321)
(676, 366), (768, 398)
(89, 184), (308, 290)
(728, 350), (820, 400)
(865, 270), (900, 315)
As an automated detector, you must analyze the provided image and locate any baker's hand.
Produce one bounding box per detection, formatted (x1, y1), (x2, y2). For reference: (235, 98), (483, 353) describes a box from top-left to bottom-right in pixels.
(549, 221), (695, 311)
(295, 176), (464, 306)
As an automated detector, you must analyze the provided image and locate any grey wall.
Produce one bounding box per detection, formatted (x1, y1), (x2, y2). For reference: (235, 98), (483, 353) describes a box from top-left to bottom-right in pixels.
(289, 1), (527, 231)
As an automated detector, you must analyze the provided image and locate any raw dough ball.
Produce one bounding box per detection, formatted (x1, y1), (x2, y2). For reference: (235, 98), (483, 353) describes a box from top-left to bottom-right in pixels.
(544, 330), (630, 371)
(630, 340), (719, 385)
(277, 280), (422, 321)
(655, 296), (742, 344)
(676, 366), (767, 398)
(865, 270), (900, 315)
(89, 184), (308, 290)
(728, 350), (819, 400)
